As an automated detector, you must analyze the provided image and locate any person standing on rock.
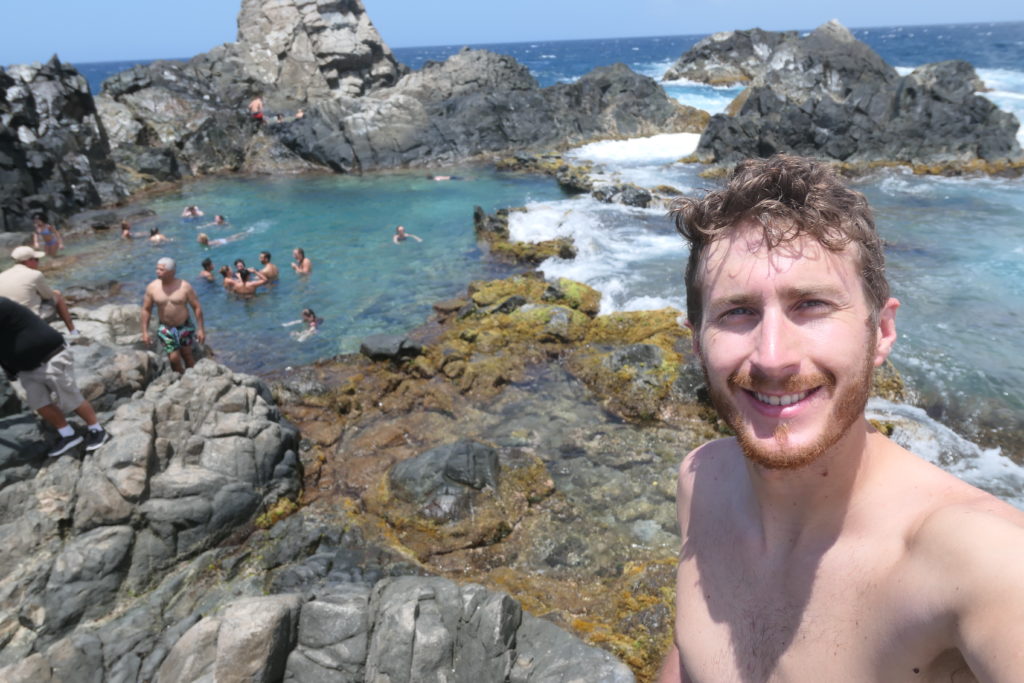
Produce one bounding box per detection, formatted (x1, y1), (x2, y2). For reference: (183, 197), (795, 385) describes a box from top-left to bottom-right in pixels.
(0, 246), (78, 336)
(141, 257), (205, 374)
(291, 247), (312, 275)
(248, 95), (264, 123)
(658, 155), (1024, 681)
(0, 297), (110, 457)
(32, 215), (64, 257)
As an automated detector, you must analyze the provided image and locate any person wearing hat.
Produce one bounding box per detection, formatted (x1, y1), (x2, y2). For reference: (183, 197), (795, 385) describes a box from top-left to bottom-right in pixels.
(0, 297), (110, 457)
(0, 246), (77, 335)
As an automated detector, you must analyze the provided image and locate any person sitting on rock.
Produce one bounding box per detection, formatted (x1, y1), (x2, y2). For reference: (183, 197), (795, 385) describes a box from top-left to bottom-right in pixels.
(0, 246), (78, 336)
(0, 297), (110, 457)
(32, 215), (64, 257)
(392, 225), (422, 244)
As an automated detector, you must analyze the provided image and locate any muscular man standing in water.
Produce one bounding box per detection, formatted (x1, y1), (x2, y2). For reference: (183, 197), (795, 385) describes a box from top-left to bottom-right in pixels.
(142, 257), (205, 373)
(659, 155), (1024, 682)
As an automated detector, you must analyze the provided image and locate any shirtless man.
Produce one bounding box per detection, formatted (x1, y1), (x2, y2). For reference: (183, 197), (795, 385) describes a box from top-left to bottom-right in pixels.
(248, 95), (264, 123)
(141, 257), (205, 374)
(199, 258), (215, 282)
(258, 251), (279, 281)
(291, 247), (312, 275)
(659, 155), (1024, 682)
(392, 225), (422, 244)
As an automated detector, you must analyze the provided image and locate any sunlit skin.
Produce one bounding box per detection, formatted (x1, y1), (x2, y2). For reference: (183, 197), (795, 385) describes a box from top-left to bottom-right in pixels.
(691, 225), (892, 469)
(659, 222), (1024, 682)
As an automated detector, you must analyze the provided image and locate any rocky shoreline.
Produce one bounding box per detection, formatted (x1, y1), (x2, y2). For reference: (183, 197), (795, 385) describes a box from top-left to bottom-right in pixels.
(3, 1), (1020, 235)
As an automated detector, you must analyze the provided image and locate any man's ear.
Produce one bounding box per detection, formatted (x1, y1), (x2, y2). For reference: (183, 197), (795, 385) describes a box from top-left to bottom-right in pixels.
(685, 319), (701, 358)
(873, 297), (899, 367)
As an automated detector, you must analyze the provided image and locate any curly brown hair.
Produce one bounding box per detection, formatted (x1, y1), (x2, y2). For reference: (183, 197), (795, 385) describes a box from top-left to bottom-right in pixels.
(671, 155), (889, 330)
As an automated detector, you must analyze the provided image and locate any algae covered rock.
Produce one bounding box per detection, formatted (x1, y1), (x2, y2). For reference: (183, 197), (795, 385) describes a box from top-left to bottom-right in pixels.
(364, 439), (554, 560)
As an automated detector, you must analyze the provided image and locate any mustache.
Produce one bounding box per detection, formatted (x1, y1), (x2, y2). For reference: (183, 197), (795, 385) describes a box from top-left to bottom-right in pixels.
(728, 367), (836, 394)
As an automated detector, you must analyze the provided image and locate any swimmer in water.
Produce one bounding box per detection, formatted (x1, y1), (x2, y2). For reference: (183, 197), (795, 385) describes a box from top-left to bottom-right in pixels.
(392, 225), (422, 244)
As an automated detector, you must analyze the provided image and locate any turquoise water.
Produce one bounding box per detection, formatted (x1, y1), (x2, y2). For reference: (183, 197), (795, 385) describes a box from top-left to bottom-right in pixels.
(55, 168), (566, 373)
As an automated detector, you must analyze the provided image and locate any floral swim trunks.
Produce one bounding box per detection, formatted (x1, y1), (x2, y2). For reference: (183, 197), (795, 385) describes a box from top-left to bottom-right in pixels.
(157, 320), (195, 354)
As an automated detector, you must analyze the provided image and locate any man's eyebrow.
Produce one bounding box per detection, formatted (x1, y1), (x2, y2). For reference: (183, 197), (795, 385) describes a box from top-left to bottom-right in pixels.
(706, 293), (761, 311)
(781, 284), (850, 301)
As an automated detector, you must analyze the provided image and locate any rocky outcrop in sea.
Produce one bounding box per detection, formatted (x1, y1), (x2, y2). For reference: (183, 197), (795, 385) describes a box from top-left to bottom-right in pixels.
(667, 20), (1023, 171)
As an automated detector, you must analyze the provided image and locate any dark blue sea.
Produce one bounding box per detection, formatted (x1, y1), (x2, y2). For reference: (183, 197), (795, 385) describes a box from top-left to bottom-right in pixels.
(54, 22), (1024, 497)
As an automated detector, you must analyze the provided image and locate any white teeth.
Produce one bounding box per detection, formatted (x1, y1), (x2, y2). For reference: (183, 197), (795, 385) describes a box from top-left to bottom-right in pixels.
(754, 390), (811, 406)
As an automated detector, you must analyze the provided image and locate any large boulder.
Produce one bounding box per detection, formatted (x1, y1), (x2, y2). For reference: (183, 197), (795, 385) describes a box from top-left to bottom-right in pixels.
(0, 57), (124, 232)
(677, 21), (1022, 169)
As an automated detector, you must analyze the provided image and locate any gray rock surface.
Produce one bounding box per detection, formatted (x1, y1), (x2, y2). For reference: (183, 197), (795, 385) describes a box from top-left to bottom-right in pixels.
(0, 57), (124, 232)
(675, 21), (1022, 168)
(0, 308), (301, 664)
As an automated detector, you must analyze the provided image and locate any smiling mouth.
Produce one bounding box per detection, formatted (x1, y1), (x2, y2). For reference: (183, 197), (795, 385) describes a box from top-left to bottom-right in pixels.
(752, 389), (814, 407)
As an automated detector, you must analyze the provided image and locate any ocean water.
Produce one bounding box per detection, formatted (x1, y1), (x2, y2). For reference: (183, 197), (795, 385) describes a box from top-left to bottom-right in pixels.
(58, 21), (1024, 496)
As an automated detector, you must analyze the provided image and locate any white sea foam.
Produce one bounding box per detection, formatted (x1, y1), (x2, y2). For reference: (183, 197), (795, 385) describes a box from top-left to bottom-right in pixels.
(508, 196), (687, 313)
(567, 133), (700, 164)
(621, 294), (682, 312)
(867, 399), (1024, 509)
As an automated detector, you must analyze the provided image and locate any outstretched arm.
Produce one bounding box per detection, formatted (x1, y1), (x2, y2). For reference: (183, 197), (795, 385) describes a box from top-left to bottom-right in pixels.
(929, 504), (1024, 680)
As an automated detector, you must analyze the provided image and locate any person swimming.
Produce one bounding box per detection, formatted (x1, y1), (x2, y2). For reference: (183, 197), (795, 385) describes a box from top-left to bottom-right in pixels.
(282, 307), (323, 341)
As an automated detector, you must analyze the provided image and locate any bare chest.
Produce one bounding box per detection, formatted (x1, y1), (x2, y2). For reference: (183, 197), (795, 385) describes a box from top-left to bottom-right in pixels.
(674, 539), (966, 682)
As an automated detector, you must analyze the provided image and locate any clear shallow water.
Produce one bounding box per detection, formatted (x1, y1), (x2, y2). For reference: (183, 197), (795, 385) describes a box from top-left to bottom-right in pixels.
(54, 169), (565, 373)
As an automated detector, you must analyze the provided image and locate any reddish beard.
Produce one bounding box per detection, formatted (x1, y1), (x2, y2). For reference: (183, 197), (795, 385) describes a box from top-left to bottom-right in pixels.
(703, 345), (875, 470)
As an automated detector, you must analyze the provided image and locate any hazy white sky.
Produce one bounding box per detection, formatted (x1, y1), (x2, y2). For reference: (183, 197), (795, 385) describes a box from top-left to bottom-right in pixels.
(1, 0), (1021, 65)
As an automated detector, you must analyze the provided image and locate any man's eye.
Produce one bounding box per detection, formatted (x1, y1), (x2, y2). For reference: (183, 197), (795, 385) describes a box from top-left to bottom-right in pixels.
(797, 300), (830, 311)
(721, 307), (754, 319)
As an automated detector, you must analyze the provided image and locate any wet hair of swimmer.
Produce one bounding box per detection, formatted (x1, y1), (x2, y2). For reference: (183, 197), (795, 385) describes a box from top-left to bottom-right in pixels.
(201, 257), (213, 270)
(150, 227), (159, 235)
(219, 265), (232, 277)
(302, 308), (316, 319)
(234, 259), (246, 270)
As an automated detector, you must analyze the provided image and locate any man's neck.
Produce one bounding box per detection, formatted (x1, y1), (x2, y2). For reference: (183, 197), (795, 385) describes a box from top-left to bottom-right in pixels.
(743, 417), (879, 551)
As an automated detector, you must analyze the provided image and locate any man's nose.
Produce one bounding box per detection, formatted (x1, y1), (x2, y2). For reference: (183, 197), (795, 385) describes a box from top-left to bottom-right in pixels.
(750, 308), (802, 376)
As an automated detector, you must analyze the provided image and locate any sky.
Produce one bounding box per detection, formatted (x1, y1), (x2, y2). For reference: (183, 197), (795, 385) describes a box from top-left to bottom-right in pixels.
(1, 0), (1022, 65)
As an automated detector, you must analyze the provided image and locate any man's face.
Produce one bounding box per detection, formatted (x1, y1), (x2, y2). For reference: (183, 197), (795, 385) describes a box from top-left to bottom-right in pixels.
(156, 263), (174, 280)
(23, 257), (39, 270)
(259, 254), (269, 265)
(692, 223), (897, 470)
(293, 250), (301, 261)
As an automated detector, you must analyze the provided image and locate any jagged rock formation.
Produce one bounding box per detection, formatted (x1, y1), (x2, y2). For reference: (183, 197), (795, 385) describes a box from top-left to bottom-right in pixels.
(672, 21), (1022, 170)
(0, 57), (124, 232)
(235, 0), (406, 100)
(663, 28), (798, 85)
(273, 54), (705, 172)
